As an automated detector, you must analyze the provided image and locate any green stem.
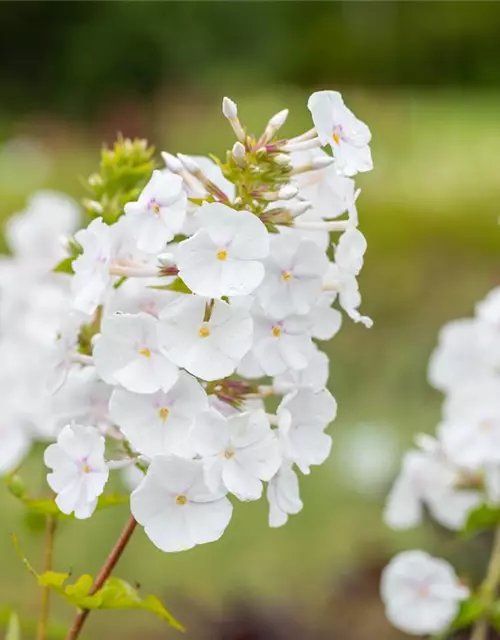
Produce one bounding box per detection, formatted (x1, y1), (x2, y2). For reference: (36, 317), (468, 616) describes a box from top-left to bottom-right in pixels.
(471, 526), (500, 640)
(36, 516), (57, 640)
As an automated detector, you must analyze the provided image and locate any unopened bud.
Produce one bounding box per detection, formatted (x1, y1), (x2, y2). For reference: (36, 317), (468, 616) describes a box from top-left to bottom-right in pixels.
(274, 153), (291, 166)
(268, 109), (289, 130)
(222, 97), (238, 120)
(278, 184), (298, 200)
(161, 151), (183, 173)
(288, 200), (312, 218)
(232, 141), (246, 165)
(157, 252), (176, 267)
(177, 153), (200, 174)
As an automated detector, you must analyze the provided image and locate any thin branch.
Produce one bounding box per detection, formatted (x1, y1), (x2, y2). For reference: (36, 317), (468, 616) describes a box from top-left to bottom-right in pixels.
(66, 516), (137, 640)
(471, 526), (500, 640)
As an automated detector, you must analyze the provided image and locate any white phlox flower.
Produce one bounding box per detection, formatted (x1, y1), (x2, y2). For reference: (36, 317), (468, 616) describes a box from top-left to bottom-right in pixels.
(267, 463), (303, 528)
(131, 456), (233, 552)
(381, 550), (469, 636)
(428, 317), (500, 393)
(250, 305), (314, 377)
(326, 227), (372, 327)
(44, 424), (109, 519)
(438, 377), (500, 469)
(256, 234), (329, 318)
(109, 371), (208, 458)
(384, 445), (481, 531)
(277, 388), (337, 474)
(93, 312), (179, 394)
(307, 90), (373, 176)
(124, 170), (187, 254)
(191, 408), (281, 501)
(273, 346), (330, 394)
(177, 203), (269, 298)
(159, 295), (253, 381)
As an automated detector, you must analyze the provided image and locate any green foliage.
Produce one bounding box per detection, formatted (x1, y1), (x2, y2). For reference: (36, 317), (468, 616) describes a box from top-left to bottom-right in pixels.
(464, 504), (500, 536)
(82, 136), (156, 225)
(447, 597), (486, 634)
(52, 257), (75, 275)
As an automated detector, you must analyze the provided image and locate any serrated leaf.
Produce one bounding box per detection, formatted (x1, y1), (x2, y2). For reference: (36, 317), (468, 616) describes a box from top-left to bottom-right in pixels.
(53, 257), (75, 275)
(463, 504), (500, 535)
(5, 611), (21, 640)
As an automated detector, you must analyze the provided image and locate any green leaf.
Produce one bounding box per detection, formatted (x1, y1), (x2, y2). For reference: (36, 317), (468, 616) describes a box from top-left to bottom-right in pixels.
(464, 504), (500, 535)
(448, 596), (486, 632)
(12, 538), (184, 633)
(53, 257), (75, 275)
(149, 277), (191, 294)
(5, 611), (21, 640)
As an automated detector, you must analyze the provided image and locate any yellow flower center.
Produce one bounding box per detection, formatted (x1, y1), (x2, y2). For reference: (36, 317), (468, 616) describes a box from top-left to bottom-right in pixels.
(139, 347), (152, 358)
(281, 270), (293, 281)
(272, 325), (282, 338)
(216, 249), (228, 261)
(175, 494), (187, 506)
(82, 464), (91, 474)
(199, 326), (211, 338)
(332, 133), (341, 145)
(159, 407), (169, 422)
(153, 203), (160, 213)
(224, 448), (235, 460)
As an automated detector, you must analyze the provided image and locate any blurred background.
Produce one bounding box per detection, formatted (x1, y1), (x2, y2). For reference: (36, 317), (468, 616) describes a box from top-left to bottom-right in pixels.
(1, 2), (500, 638)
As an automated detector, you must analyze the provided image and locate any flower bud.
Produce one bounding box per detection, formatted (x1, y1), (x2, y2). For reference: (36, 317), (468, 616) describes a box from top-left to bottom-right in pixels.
(288, 200), (312, 218)
(161, 151), (183, 173)
(268, 109), (289, 130)
(222, 97), (238, 120)
(274, 153), (291, 166)
(278, 185), (298, 200)
(232, 141), (246, 165)
(177, 153), (200, 174)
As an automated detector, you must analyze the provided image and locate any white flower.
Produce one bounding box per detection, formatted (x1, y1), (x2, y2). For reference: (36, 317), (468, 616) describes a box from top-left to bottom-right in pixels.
(105, 277), (180, 319)
(256, 234), (329, 318)
(273, 346), (329, 394)
(0, 419), (30, 475)
(326, 228), (372, 327)
(93, 312), (178, 394)
(277, 388), (337, 474)
(438, 377), (500, 469)
(267, 463), (303, 527)
(71, 217), (122, 315)
(159, 295), (253, 381)
(191, 408), (281, 501)
(5, 190), (79, 270)
(310, 296), (342, 341)
(307, 91), (373, 176)
(476, 286), (500, 327)
(291, 149), (358, 220)
(50, 366), (113, 433)
(428, 318), (500, 392)
(384, 447), (480, 531)
(177, 203), (269, 298)
(381, 550), (469, 636)
(44, 424), (109, 519)
(131, 456), (233, 552)
(251, 306), (314, 376)
(124, 170), (187, 254)
(109, 371), (208, 458)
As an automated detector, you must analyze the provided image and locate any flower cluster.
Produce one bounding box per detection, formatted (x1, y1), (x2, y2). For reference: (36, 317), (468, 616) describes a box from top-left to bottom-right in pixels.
(381, 285), (500, 635)
(3, 91), (374, 554)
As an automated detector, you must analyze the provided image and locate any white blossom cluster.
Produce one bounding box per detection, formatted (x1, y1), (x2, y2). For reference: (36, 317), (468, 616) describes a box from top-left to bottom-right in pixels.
(0, 192), (80, 473)
(2, 91), (374, 553)
(381, 285), (500, 634)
